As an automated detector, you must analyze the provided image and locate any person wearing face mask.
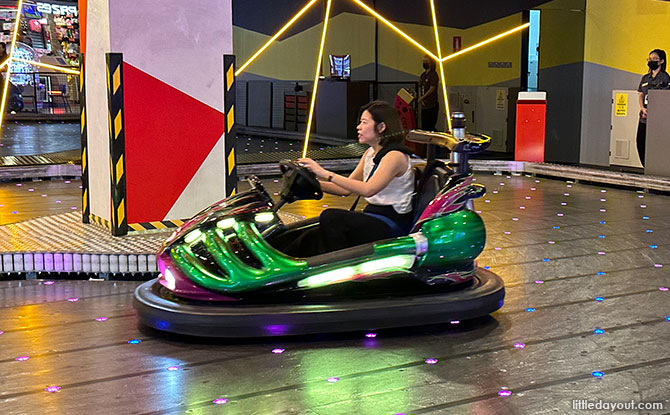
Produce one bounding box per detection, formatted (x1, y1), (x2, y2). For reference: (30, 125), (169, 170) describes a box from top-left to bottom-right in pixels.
(636, 49), (670, 167)
(289, 101), (414, 256)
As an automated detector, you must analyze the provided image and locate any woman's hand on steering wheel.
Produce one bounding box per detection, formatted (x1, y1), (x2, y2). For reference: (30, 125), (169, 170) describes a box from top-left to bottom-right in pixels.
(297, 158), (331, 180)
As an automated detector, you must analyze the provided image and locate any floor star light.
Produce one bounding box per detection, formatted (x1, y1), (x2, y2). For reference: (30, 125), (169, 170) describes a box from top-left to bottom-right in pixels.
(234, 0), (529, 157)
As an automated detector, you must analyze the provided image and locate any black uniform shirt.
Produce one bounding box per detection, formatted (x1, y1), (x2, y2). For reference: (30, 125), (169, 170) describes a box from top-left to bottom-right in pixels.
(638, 70), (670, 122)
(420, 70), (439, 109)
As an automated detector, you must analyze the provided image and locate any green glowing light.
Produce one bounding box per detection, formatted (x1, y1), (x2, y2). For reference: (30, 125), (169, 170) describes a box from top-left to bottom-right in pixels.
(298, 255), (416, 288)
(360, 255), (415, 273)
(298, 267), (355, 288)
(184, 229), (203, 244)
(217, 218), (236, 229)
(254, 212), (275, 223)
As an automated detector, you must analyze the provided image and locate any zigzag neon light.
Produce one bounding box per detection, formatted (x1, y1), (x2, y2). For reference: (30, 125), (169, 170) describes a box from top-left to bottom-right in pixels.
(350, 0), (439, 61)
(0, 0), (25, 129)
(429, 0), (452, 132)
(441, 23), (530, 62)
(303, 0), (333, 158)
(236, 1), (529, 143)
(13, 58), (80, 75)
(235, 0), (319, 77)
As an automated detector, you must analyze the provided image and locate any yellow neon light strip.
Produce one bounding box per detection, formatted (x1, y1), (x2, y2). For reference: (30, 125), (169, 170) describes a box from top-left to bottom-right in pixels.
(429, 0), (452, 132)
(302, 0), (333, 158)
(235, 0), (319, 76)
(440, 23), (530, 63)
(0, 0), (24, 129)
(350, 0), (439, 61)
(0, 57), (10, 70)
(12, 58), (80, 75)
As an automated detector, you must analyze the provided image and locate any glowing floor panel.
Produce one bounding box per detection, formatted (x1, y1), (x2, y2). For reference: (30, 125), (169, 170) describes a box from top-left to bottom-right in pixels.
(0, 174), (668, 414)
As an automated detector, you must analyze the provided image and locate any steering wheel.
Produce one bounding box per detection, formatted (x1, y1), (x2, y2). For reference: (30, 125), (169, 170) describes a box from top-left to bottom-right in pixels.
(278, 160), (323, 204)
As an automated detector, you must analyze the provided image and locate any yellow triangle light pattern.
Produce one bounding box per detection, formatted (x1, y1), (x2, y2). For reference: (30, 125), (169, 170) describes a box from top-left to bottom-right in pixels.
(234, 0), (530, 155)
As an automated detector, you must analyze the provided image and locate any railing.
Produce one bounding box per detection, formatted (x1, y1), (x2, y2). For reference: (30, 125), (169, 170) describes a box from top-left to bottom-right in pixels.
(7, 71), (80, 115)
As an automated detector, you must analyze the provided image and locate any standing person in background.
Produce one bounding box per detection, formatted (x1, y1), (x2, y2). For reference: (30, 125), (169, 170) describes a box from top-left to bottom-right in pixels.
(636, 49), (669, 167)
(419, 55), (440, 159)
(419, 54), (439, 131)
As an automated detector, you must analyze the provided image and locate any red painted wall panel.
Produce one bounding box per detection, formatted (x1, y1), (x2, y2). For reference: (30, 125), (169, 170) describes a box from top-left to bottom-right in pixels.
(122, 62), (225, 223)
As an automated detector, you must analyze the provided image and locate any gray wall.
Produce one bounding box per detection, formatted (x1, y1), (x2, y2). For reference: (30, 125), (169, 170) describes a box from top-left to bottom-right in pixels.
(539, 62), (584, 164)
(579, 62), (640, 166)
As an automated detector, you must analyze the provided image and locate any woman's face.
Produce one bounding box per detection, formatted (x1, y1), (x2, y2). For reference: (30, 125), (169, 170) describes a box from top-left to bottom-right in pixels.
(357, 110), (384, 145)
(649, 52), (663, 66)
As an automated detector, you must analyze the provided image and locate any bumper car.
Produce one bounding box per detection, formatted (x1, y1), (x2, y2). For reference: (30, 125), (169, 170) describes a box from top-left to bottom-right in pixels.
(133, 130), (504, 337)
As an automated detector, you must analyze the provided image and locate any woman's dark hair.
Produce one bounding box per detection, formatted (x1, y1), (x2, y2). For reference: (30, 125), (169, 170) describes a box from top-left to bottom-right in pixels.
(650, 49), (667, 72)
(359, 100), (404, 147)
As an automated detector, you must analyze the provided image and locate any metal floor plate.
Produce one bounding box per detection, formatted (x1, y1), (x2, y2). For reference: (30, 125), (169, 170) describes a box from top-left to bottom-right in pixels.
(0, 211), (302, 274)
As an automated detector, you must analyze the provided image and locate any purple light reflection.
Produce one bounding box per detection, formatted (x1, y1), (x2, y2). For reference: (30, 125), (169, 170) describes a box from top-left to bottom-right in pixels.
(264, 324), (289, 336)
(45, 385), (61, 393)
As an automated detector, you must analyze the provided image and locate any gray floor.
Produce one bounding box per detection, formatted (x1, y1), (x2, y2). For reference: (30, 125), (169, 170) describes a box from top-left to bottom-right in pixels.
(0, 121), (79, 156)
(0, 174), (669, 414)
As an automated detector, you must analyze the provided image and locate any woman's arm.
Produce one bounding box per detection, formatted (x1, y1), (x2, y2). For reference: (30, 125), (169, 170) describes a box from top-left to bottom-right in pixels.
(317, 153), (366, 196)
(300, 151), (407, 198)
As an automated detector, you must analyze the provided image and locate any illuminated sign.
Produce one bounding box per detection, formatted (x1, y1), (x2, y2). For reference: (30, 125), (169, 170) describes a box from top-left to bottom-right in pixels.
(36, 2), (78, 16)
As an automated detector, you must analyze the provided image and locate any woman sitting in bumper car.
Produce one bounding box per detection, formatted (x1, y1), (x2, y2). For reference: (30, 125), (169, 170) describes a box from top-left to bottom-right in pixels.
(292, 100), (414, 256)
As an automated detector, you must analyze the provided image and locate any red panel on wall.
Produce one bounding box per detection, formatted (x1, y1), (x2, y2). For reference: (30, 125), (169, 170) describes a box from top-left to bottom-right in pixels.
(122, 62), (225, 223)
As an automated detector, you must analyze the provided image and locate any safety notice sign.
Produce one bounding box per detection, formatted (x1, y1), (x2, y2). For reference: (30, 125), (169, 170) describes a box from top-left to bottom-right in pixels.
(615, 93), (627, 117)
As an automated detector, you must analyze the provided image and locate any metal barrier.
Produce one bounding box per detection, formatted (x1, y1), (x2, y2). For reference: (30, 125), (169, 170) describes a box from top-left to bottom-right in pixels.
(8, 71), (80, 115)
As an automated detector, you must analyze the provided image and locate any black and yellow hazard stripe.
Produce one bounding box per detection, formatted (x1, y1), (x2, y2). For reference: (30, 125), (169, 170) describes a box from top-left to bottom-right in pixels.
(79, 53), (90, 224)
(128, 220), (185, 233)
(89, 213), (112, 231)
(106, 53), (128, 236)
(223, 55), (237, 197)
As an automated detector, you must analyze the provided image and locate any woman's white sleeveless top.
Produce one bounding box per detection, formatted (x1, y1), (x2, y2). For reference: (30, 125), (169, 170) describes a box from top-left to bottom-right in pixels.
(363, 148), (414, 214)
